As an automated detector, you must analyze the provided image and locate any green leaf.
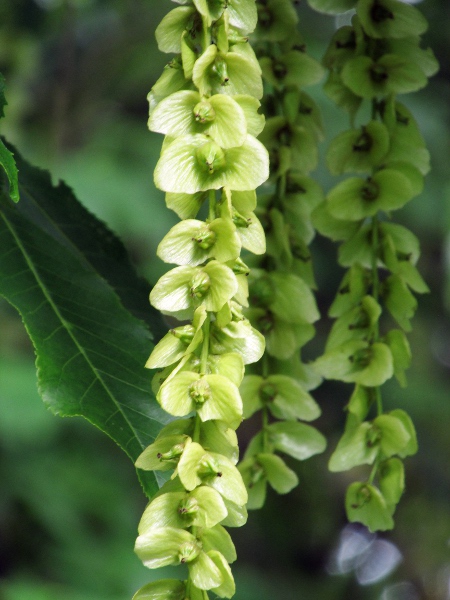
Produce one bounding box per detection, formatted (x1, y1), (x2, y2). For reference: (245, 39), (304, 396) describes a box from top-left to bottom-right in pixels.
(207, 352), (245, 388)
(240, 374), (264, 419)
(132, 579), (186, 600)
(149, 91), (248, 149)
(177, 440), (208, 490)
(357, 0), (428, 40)
(188, 550), (223, 591)
(192, 373), (243, 429)
(254, 0), (298, 41)
(329, 263), (371, 317)
(0, 148), (170, 498)
(379, 458), (405, 508)
(150, 261), (238, 318)
(193, 0), (225, 25)
(385, 37), (439, 79)
(259, 117), (318, 174)
(291, 242), (317, 289)
(306, 0), (357, 14)
(247, 308), (315, 360)
(283, 175), (324, 236)
(384, 329), (411, 387)
(238, 455), (266, 508)
(210, 317), (265, 365)
(158, 372), (243, 429)
(136, 434), (190, 472)
(323, 26), (360, 71)
(260, 51), (324, 89)
(397, 261), (429, 294)
(323, 72), (362, 117)
(233, 95), (265, 137)
(268, 272), (320, 324)
(338, 223), (373, 268)
(208, 551), (236, 598)
(389, 409), (417, 457)
(220, 189), (265, 255)
(189, 586), (210, 600)
(139, 486), (228, 533)
(311, 201), (360, 242)
(382, 274), (417, 331)
(157, 218), (240, 266)
(257, 453), (299, 494)
(326, 121), (390, 175)
(314, 340), (394, 387)
(220, 498), (248, 527)
(0, 73), (7, 118)
(236, 211), (266, 255)
(267, 421), (326, 460)
(178, 442), (247, 505)
(373, 414), (411, 457)
(381, 222), (421, 265)
(246, 478), (267, 509)
(263, 206), (291, 260)
(157, 371), (200, 417)
(346, 385), (372, 421)
(181, 32), (197, 79)
(327, 169), (414, 221)
(265, 374), (321, 421)
(201, 525), (237, 563)
(155, 6), (197, 53)
(138, 491), (191, 532)
(295, 91), (325, 141)
(326, 295), (382, 351)
(193, 44), (263, 99)
(386, 161), (424, 199)
(148, 59), (192, 114)
(346, 482), (394, 532)
(329, 417), (378, 472)
(158, 417), (239, 464)
(146, 306), (206, 369)
(154, 134), (269, 193)
(146, 327), (195, 369)
(342, 54), (428, 99)
(135, 526), (198, 569)
(227, 0), (258, 32)
(0, 138), (19, 203)
(166, 190), (208, 220)
(382, 101), (430, 174)
(199, 419), (240, 464)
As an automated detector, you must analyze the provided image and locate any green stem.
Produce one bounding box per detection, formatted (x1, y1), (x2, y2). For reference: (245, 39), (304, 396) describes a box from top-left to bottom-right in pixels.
(370, 213), (384, 417)
(371, 213), (380, 336)
(201, 20), (211, 52)
(193, 414), (201, 444)
(200, 313), (210, 375)
(193, 314), (211, 445)
(367, 457), (379, 486)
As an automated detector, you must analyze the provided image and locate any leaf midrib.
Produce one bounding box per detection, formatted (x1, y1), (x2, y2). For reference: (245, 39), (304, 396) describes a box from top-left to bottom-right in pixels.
(1, 210), (148, 454)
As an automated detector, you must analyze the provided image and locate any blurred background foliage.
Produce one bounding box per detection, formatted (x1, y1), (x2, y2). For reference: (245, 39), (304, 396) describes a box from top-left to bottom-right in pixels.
(0, 1), (449, 599)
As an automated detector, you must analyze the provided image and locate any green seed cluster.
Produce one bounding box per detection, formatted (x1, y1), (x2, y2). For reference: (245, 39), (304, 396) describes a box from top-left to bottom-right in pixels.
(237, 0), (327, 508)
(311, 0), (438, 532)
(132, 1), (271, 598)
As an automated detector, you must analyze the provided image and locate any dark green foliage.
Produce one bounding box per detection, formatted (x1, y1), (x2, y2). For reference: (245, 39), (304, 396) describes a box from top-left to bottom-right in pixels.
(0, 145), (169, 498)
